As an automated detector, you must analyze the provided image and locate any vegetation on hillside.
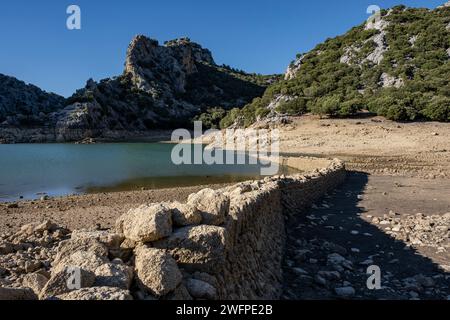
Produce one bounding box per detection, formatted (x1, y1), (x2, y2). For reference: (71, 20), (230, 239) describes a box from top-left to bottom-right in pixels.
(219, 5), (450, 127)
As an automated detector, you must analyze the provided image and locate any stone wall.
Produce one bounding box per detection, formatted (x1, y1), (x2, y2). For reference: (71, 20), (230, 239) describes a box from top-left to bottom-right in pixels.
(0, 158), (346, 300)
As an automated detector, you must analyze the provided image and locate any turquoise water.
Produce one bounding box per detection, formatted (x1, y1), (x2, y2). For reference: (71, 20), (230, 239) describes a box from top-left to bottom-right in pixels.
(0, 143), (289, 202)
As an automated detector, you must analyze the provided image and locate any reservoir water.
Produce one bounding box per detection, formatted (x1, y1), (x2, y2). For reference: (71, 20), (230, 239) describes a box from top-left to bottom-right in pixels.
(0, 143), (291, 202)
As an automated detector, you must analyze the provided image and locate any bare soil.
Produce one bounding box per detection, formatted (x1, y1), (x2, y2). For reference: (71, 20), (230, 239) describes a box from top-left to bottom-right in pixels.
(279, 115), (450, 178)
(0, 184), (229, 234)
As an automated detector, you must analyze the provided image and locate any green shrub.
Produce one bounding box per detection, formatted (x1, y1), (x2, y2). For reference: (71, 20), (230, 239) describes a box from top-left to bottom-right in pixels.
(422, 96), (450, 121)
(195, 107), (227, 129)
(219, 6), (450, 126)
(311, 95), (342, 117)
(276, 98), (308, 115)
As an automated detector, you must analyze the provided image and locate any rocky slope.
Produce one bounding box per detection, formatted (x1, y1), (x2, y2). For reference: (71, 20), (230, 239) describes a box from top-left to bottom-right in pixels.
(221, 3), (450, 127)
(0, 74), (65, 128)
(1, 36), (270, 143)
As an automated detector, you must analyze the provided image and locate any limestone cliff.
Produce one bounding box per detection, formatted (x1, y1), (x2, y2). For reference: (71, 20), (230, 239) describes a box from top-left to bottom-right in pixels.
(0, 36), (267, 143)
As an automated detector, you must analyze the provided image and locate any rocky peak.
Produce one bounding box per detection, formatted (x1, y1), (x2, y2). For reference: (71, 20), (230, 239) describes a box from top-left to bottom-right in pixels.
(164, 37), (215, 66)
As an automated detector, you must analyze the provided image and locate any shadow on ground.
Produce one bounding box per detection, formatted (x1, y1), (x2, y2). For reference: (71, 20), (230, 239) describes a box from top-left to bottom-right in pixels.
(282, 171), (449, 300)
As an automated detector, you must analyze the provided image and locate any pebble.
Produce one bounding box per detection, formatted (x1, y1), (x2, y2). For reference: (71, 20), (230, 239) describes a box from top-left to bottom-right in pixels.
(359, 259), (374, 266)
(314, 275), (327, 286)
(334, 286), (355, 298)
(293, 268), (309, 276)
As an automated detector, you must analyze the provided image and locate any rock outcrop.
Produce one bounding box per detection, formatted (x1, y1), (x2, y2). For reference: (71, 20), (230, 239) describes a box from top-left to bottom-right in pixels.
(0, 74), (65, 128)
(1, 36), (267, 143)
(284, 55), (305, 80)
(0, 158), (347, 300)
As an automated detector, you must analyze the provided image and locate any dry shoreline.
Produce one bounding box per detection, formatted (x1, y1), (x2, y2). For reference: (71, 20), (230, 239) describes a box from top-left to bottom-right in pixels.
(1, 115), (449, 235)
(0, 183), (231, 234)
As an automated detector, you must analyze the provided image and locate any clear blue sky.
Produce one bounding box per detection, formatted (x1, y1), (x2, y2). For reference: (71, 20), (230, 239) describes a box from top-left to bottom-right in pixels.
(0, 0), (444, 97)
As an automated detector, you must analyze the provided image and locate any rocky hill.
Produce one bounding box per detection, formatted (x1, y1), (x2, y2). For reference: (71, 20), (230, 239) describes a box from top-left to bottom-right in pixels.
(0, 36), (273, 142)
(55, 36), (272, 141)
(220, 3), (450, 127)
(0, 74), (65, 128)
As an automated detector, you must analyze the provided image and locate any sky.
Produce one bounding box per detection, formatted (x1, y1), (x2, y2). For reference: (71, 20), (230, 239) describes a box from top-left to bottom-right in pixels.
(0, 0), (445, 97)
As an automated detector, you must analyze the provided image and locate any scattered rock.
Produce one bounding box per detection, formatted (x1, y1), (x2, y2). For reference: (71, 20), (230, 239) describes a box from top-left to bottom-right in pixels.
(334, 286), (355, 298)
(94, 262), (133, 290)
(40, 266), (96, 299)
(186, 278), (217, 300)
(57, 287), (133, 300)
(0, 287), (37, 300)
(165, 284), (193, 300)
(327, 253), (353, 271)
(22, 273), (49, 295)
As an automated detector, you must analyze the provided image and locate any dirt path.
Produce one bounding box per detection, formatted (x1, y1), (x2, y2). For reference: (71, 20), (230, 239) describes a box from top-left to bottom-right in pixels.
(283, 173), (450, 300)
(277, 116), (450, 299)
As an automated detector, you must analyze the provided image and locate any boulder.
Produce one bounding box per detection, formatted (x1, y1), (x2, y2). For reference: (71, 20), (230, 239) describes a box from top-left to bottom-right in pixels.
(134, 246), (182, 297)
(187, 189), (230, 225)
(335, 286), (356, 298)
(116, 204), (172, 243)
(57, 287), (133, 300)
(22, 273), (49, 295)
(94, 262), (133, 290)
(164, 284), (193, 300)
(186, 278), (217, 300)
(34, 220), (57, 233)
(168, 202), (202, 227)
(40, 266), (96, 299)
(193, 272), (218, 288)
(53, 238), (109, 266)
(0, 287), (38, 300)
(52, 250), (108, 274)
(327, 253), (353, 272)
(153, 225), (226, 273)
(0, 242), (14, 255)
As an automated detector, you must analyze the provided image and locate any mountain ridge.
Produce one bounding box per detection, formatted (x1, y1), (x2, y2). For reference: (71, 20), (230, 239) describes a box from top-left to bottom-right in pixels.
(0, 36), (276, 143)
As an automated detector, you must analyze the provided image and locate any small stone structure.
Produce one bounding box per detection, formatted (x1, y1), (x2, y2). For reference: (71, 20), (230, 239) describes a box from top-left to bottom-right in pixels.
(0, 158), (346, 300)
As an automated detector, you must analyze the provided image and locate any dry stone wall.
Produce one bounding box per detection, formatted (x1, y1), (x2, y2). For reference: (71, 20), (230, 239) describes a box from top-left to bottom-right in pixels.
(0, 158), (346, 300)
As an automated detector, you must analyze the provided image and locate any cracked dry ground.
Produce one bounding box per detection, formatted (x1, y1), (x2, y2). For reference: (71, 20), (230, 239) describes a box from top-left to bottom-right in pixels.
(282, 172), (450, 300)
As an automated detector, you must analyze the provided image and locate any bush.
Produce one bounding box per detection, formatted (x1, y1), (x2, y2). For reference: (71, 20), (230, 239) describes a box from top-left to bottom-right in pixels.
(276, 98), (308, 115)
(311, 95), (342, 117)
(217, 6), (450, 126)
(422, 96), (450, 121)
(195, 107), (227, 129)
